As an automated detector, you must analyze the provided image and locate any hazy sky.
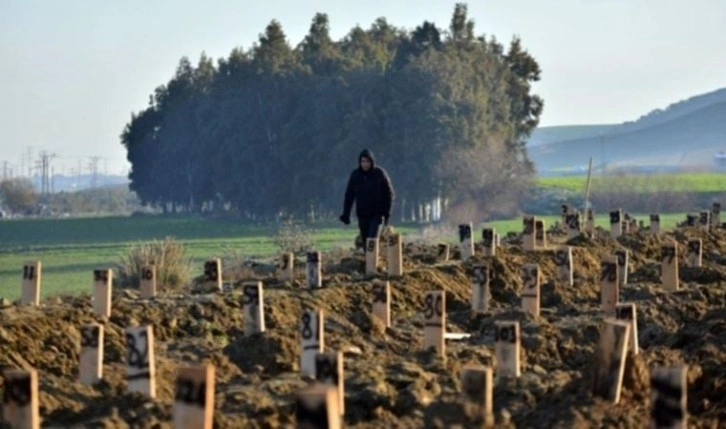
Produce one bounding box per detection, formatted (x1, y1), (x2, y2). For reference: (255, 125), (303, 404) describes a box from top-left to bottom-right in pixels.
(1, 0), (724, 175)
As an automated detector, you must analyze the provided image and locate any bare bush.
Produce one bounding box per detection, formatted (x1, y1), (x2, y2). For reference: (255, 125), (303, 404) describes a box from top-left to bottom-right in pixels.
(117, 237), (193, 290)
(272, 218), (315, 254)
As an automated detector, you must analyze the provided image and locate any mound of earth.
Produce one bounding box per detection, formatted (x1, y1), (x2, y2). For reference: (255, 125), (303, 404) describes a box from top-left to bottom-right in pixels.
(1, 226), (725, 427)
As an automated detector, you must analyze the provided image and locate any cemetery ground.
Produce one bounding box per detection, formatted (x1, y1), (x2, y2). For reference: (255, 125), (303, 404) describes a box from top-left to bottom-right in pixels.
(0, 210), (724, 427)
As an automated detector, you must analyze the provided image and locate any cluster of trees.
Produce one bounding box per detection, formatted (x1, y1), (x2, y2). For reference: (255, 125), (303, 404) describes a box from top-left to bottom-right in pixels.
(122, 3), (543, 223)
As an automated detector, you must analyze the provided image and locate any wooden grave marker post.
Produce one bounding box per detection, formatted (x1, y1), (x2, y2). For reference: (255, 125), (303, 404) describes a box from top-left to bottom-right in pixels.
(522, 216), (535, 251)
(242, 281), (265, 335)
(2, 368), (40, 429)
(565, 212), (581, 240)
(126, 325), (156, 398)
(555, 246), (573, 287)
(471, 265), (490, 313)
(459, 223), (474, 260)
(386, 233), (403, 277)
(614, 249), (629, 287)
(173, 365), (215, 429)
(279, 252), (294, 282)
(600, 256), (619, 313)
(482, 228), (495, 257)
(661, 241), (679, 292)
(585, 208), (595, 237)
(699, 211), (710, 232)
(561, 204), (570, 229)
(315, 352), (345, 416)
(494, 233), (501, 247)
(21, 261), (41, 306)
(621, 219), (630, 234)
(610, 209), (623, 238)
(203, 258), (222, 292)
(93, 269), (112, 318)
(494, 321), (521, 380)
(300, 309), (324, 377)
(460, 366), (494, 426)
(521, 264), (540, 316)
(423, 290), (445, 357)
(437, 243), (450, 262)
(615, 303), (639, 355)
(306, 251), (322, 288)
(650, 365), (687, 429)
(535, 219), (547, 249)
(365, 238), (379, 276)
(711, 202), (721, 228)
(80, 323), (104, 384)
(684, 214), (697, 228)
(372, 281), (391, 328)
(295, 384), (340, 429)
(592, 319), (630, 404)
(650, 214), (661, 234)
(140, 265), (156, 299)
(687, 239), (702, 268)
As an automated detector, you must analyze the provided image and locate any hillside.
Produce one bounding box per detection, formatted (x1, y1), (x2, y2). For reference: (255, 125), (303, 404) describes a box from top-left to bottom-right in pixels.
(527, 124), (616, 147)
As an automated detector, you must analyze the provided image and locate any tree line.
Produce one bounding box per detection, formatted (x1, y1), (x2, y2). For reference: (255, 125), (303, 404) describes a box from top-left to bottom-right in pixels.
(121, 3), (543, 223)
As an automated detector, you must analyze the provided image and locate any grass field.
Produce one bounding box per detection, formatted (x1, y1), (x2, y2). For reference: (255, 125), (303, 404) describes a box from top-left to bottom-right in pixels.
(537, 172), (726, 193)
(0, 213), (689, 299)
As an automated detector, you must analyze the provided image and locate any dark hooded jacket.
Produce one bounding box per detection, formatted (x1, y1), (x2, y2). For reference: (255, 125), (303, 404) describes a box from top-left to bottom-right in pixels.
(342, 149), (394, 220)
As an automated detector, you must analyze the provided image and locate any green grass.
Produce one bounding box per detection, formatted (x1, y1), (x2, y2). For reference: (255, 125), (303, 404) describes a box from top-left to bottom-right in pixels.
(537, 172), (726, 194)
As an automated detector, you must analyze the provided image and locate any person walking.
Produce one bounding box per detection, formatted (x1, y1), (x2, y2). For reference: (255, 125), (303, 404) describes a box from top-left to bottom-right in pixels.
(339, 149), (394, 248)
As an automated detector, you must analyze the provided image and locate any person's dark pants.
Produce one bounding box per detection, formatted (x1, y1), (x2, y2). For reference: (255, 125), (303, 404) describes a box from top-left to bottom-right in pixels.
(358, 216), (383, 249)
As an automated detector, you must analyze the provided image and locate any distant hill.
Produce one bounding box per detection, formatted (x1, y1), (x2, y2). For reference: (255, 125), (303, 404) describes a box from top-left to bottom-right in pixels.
(527, 124), (617, 147)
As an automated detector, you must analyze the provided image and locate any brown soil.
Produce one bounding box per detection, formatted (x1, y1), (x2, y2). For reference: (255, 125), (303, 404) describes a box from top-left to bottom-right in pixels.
(1, 226), (725, 428)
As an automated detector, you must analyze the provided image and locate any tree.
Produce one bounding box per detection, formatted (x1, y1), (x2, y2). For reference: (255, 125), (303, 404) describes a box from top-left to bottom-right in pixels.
(0, 179), (38, 215)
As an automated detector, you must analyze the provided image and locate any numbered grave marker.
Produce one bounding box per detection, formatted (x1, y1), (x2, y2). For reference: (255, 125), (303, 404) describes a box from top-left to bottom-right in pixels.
(494, 321), (521, 379)
(307, 252), (322, 288)
(2, 368), (39, 429)
(522, 216), (536, 251)
(80, 324), (104, 384)
(615, 303), (639, 355)
(242, 281), (265, 335)
(365, 238), (379, 276)
(140, 265), (156, 298)
(21, 261), (41, 306)
(423, 290), (445, 357)
(565, 213), (580, 240)
(592, 319), (630, 404)
(458, 223), (474, 260)
(621, 219), (630, 234)
(555, 246), (573, 287)
(650, 365), (687, 429)
(315, 352), (344, 416)
(295, 384), (340, 429)
(372, 281), (391, 328)
(93, 269), (112, 318)
(687, 239), (702, 268)
(203, 258), (222, 291)
(481, 228), (495, 257)
(661, 242), (679, 292)
(535, 219), (547, 249)
(437, 243), (450, 262)
(600, 256), (619, 313)
(494, 233), (501, 247)
(279, 252), (294, 282)
(650, 214), (661, 234)
(585, 208), (595, 237)
(300, 309), (324, 377)
(614, 249), (629, 287)
(685, 214), (697, 227)
(521, 264), (540, 316)
(699, 211), (710, 231)
(173, 365), (215, 429)
(386, 233), (403, 277)
(460, 366), (494, 426)
(609, 209), (623, 238)
(471, 265), (490, 313)
(126, 325), (156, 398)
(711, 202), (721, 228)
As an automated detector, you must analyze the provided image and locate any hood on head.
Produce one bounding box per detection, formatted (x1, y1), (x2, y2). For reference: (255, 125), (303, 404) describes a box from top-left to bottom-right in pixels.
(358, 149), (375, 169)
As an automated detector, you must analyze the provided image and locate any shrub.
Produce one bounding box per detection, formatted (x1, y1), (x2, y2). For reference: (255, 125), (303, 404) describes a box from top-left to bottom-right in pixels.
(117, 237), (192, 290)
(272, 218), (314, 254)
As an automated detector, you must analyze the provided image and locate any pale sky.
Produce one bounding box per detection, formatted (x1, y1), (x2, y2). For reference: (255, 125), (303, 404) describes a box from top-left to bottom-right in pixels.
(1, 0), (724, 175)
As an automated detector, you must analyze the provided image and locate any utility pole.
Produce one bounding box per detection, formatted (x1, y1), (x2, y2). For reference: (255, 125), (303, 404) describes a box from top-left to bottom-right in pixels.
(88, 156), (101, 189)
(35, 151), (58, 196)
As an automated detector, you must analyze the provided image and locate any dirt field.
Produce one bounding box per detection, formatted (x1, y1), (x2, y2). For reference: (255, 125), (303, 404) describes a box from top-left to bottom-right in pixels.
(1, 224), (724, 428)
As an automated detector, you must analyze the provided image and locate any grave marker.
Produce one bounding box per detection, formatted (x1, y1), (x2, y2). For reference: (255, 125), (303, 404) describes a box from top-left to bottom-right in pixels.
(621, 219), (630, 234)
(494, 233), (501, 247)
(126, 325), (156, 398)
(522, 216), (535, 251)
(173, 365), (215, 429)
(80, 324), (104, 384)
(592, 319), (630, 404)
(686, 239), (702, 268)
(565, 213), (580, 240)
(650, 365), (687, 429)
(386, 233), (403, 277)
(140, 265), (156, 298)
(600, 256), (619, 313)
(614, 249), (629, 287)
(471, 265), (490, 313)
(279, 252), (294, 282)
(372, 281), (391, 328)
(365, 238), (379, 276)
(459, 224), (474, 260)
(21, 261), (41, 306)
(494, 321), (521, 379)
(242, 281), (265, 335)
(555, 246), (573, 287)
(423, 290), (445, 357)
(203, 258), (222, 291)
(295, 384), (340, 429)
(481, 228), (495, 257)
(699, 211), (710, 231)
(521, 264), (540, 316)
(650, 214), (661, 234)
(685, 214), (697, 227)
(315, 352), (344, 416)
(307, 252), (322, 288)
(661, 241), (679, 292)
(615, 303), (639, 355)
(535, 219), (547, 249)
(300, 309), (324, 377)
(561, 204), (570, 229)
(610, 209), (623, 238)
(460, 366), (494, 426)
(711, 202), (721, 227)
(2, 368), (39, 429)
(585, 208), (595, 237)
(437, 243), (450, 262)
(93, 269), (112, 318)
